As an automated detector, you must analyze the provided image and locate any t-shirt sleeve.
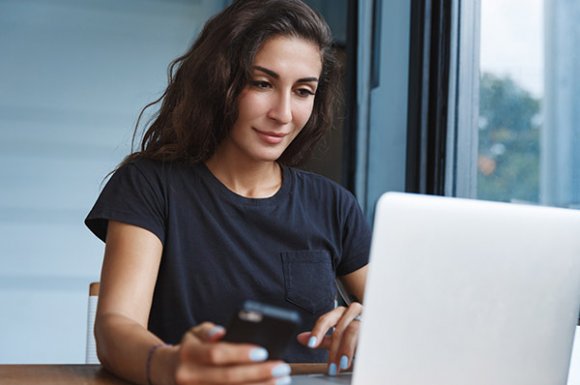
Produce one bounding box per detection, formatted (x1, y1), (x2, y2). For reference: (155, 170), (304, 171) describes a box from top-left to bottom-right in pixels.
(336, 193), (372, 276)
(85, 161), (166, 244)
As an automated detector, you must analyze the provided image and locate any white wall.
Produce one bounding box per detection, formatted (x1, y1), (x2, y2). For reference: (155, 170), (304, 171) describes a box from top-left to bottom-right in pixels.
(0, 0), (225, 363)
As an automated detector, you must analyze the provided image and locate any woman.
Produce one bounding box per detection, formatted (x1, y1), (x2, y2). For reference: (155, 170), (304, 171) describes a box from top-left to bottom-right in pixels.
(85, 1), (371, 384)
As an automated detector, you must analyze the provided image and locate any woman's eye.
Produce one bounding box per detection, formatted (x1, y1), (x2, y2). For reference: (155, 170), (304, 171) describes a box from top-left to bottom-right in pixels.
(296, 88), (315, 97)
(251, 80), (271, 89)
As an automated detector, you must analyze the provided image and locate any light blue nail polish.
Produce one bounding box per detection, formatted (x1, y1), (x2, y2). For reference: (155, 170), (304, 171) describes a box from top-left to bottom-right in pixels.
(275, 377), (292, 385)
(328, 363), (337, 376)
(272, 363), (291, 377)
(307, 336), (318, 348)
(249, 347), (268, 362)
(339, 355), (349, 370)
(207, 325), (225, 337)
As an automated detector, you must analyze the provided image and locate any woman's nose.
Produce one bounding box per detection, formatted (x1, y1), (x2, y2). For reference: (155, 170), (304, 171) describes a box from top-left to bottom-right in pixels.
(267, 92), (292, 124)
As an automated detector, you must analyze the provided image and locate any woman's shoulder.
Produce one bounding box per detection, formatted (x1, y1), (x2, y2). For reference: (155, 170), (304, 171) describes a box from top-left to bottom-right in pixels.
(115, 157), (200, 180)
(287, 166), (344, 188)
(286, 166), (357, 201)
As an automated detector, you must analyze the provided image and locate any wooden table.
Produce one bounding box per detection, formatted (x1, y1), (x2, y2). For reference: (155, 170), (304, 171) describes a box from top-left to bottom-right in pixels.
(0, 363), (329, 385)
(1, 365), (129, 385)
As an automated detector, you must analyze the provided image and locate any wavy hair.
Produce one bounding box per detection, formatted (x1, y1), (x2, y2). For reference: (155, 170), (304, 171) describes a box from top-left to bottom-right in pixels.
(124, 0), (341, 167)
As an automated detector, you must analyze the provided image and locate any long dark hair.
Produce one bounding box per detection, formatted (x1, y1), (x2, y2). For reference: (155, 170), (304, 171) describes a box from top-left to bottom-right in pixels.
(124, 0), (341, 167)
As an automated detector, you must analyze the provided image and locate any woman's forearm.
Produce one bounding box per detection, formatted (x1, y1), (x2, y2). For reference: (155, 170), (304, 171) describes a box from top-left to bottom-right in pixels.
(95, 312), (179, 385)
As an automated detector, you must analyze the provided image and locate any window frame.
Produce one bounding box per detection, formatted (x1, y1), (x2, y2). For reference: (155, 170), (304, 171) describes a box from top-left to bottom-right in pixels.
(405, 0), (454, 195)
(444, 0), (481, 198)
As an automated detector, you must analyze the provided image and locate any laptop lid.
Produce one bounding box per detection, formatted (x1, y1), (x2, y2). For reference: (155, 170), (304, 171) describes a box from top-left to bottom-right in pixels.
(352, 192), (580, 385)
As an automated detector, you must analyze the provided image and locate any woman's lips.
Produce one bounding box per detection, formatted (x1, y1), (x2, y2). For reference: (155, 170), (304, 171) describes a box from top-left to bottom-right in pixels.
(254, 128), (286, 145)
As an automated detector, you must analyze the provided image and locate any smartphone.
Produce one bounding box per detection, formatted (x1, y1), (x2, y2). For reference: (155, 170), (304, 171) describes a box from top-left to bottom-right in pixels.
(223, 300), (301, 359)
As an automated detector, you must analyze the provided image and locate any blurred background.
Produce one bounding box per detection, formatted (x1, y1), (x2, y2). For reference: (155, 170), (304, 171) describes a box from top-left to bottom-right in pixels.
(0, 0), (226, 363)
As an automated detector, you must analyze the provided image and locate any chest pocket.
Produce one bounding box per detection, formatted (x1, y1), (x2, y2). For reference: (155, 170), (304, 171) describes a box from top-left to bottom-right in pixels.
(281, 250), (336, 315)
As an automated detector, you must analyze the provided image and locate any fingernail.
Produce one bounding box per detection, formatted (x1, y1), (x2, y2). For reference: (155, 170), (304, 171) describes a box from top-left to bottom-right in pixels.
(307, 336), (318, 348)
(272, 363), (291, 377)
(328, 363), (337, 376)
(275, 377), (292, 385)
(207, 325), (225, 337)
(249, 347), (268, 362)
(339, 355), (349, 370)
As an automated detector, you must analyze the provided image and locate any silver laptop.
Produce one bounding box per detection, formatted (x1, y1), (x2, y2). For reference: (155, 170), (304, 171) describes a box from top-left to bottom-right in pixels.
(293, 192), (580, 385)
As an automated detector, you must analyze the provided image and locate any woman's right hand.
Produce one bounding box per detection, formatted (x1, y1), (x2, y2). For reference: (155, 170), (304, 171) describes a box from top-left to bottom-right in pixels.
(174, 322), (292, 385)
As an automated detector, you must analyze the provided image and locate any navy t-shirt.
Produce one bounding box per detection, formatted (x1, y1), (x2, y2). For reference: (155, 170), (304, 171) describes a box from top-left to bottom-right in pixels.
(85, 158), (371, 362)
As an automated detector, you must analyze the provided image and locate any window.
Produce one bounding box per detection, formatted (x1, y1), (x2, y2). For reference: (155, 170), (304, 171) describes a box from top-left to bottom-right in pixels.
(476, 0), (580, 208)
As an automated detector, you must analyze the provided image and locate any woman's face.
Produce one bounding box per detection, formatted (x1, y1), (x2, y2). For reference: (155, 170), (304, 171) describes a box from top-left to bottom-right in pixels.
(223, 35), (322, 164)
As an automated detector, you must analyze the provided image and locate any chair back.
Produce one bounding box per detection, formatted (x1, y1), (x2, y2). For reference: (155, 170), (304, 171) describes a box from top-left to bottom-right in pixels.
(86, 282), (100, 364)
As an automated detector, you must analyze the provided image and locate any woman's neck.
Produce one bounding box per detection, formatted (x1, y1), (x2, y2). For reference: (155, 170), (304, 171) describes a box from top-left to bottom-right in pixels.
(205, 152), (283, 199)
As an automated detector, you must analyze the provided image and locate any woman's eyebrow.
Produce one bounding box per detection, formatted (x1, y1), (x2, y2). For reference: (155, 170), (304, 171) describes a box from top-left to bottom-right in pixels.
(253, 65), (319, 83)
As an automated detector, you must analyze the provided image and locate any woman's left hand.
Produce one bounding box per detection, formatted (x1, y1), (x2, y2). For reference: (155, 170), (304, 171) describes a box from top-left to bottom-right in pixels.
(296, 302), (363, 375)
